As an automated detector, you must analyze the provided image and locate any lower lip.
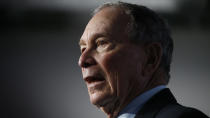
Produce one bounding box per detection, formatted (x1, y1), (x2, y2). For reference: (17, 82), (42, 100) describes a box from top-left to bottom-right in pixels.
(87, 80), (106, 88)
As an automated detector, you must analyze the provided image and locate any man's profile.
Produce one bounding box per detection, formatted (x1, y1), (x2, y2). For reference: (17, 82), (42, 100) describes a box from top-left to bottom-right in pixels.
(78, 2), (209, 118)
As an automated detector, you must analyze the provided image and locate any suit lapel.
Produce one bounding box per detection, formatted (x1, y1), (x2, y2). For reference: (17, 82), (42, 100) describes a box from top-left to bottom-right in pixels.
(134, 88), (177, 118)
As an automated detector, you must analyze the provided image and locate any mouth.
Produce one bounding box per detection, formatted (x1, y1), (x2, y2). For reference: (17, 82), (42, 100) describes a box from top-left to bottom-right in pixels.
(84, 76), (106, 94)
(84, 76), (105, 84)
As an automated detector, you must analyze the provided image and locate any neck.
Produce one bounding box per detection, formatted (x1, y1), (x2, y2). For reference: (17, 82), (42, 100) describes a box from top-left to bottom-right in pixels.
(102, 70), (167, 118)
(99, 98), (120, 118)
(101, 84), (146, 118)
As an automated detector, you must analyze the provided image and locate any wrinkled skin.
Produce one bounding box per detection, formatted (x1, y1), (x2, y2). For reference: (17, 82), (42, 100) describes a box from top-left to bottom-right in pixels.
(78, 7), (163, 118)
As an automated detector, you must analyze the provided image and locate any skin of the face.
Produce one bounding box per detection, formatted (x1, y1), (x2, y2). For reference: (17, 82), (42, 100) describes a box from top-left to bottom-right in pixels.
(78, 7), (151, 116)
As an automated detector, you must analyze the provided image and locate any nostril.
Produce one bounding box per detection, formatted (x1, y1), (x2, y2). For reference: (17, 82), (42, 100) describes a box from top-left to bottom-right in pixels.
(79, 56), (96, 68)
(83, 62), (91, 68)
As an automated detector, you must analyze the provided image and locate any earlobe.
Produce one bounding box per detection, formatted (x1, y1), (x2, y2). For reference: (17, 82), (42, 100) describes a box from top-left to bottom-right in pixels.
(143, 42), (162, 77)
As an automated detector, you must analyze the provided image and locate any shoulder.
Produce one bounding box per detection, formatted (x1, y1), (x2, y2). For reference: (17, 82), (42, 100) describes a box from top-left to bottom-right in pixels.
(135, 88), (209, 118)
(156, 103), (209, 118)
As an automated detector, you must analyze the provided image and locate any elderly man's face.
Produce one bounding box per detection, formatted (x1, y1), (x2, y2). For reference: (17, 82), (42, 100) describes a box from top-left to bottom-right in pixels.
(78, 7), (147, 108)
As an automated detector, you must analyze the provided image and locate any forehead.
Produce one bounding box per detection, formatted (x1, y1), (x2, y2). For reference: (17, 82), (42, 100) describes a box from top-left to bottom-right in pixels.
(79, 7), (131, 45)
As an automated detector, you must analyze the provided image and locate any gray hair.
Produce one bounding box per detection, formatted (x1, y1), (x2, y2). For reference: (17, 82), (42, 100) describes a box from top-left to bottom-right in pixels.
(93, 2), (173, 83)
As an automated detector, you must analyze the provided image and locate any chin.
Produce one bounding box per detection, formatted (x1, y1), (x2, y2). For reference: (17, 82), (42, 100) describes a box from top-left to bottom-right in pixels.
(89, 92), (120, 116)
(89, 90), (115, 108)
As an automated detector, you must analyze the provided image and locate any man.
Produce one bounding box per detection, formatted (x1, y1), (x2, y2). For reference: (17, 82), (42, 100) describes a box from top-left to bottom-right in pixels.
(78, 2), (209, 118)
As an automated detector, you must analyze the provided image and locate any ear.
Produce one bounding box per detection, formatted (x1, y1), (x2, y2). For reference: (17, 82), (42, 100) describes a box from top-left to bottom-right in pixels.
(143, 42), (162, 77)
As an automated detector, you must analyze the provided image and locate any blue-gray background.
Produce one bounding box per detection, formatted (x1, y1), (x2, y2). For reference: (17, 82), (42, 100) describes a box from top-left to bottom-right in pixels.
(2, 0), (210, 118)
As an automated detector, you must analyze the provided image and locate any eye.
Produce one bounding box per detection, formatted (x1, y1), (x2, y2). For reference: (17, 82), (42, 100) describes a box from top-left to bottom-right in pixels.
(96, 39), (109, 47)
(80, 46), (86, 53)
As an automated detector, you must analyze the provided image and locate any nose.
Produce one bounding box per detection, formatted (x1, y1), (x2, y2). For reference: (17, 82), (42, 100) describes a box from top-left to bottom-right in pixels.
(78, 50), (96, 68)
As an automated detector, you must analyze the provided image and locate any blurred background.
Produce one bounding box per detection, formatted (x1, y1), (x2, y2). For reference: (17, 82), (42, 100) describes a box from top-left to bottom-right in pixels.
(2, 0), (210, 118)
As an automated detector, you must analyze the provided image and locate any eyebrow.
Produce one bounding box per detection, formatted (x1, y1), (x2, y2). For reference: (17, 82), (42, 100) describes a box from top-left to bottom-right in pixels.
(78, 33), (109, 46)
(79, 39), (86, 46)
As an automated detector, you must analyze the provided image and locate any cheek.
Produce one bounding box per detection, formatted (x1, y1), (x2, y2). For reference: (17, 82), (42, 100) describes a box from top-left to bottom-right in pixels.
(101, 50), (142, 77)
(98, 46), (147, 95)
(98, 51), (137, 96)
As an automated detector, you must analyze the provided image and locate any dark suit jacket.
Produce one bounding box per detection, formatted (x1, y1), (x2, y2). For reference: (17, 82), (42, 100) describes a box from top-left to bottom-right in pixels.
(135, 88), (209, 118)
